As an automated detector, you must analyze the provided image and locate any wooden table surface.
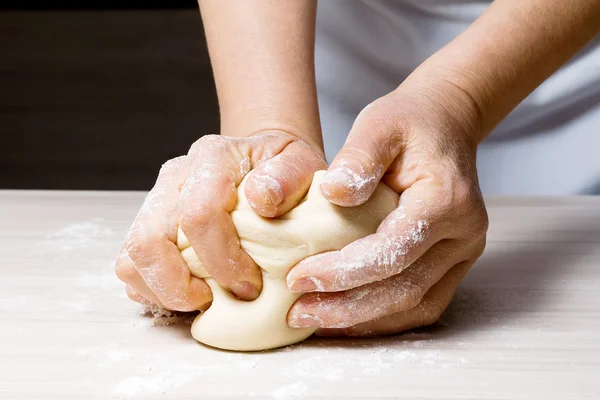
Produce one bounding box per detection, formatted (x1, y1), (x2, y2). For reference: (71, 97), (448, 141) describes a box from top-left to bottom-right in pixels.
(1, 191), (599, 399)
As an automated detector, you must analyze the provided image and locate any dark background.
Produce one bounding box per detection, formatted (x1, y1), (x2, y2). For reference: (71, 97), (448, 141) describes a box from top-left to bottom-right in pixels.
(1, 3), (219, 190)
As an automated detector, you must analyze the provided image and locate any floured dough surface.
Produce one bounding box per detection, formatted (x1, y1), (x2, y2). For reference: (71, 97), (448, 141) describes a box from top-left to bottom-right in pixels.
(177, 170), (399, 351)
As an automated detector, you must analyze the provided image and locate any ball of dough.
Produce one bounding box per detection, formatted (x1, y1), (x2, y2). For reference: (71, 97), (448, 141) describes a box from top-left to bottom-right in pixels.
(177, 170), (399, 351)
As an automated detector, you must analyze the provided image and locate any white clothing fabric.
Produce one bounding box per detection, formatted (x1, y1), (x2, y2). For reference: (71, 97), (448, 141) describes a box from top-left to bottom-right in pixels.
(315, 0), (600, 195)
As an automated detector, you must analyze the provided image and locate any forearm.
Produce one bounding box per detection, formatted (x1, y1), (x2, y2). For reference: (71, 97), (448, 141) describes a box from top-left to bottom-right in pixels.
(408, 0), (600, 142)
(198, 0), (323, 152)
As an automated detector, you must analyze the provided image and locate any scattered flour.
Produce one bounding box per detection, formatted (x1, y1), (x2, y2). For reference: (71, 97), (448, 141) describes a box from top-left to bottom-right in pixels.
(43, 220), (118, 253)
(37, 220), (479, 399)
(279, 334), (469, 386)
(271, 381), (309, 400)
(139, 304), (197, 327)
(104, 362), (223, 400)
(80, 342), (228, 400)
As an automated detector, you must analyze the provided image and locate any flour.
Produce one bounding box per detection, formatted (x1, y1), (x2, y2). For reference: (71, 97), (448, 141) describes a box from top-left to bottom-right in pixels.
(22, 203), (486, 399)
(271, 381), (309, 400)
(45, 221), (117, 252)
(139, 304), (196, 327)
(85, 343), (226, 400)
(81, 320), (471, 399)
(306, 217), (430, 292)
(47, 218), (469, 398)
(253, 164), (285, 196)
(226, 353), (261, 369)
(106, 363), (221, 400)
(279, 334), (469, 386)
(321, 164), (381, 206)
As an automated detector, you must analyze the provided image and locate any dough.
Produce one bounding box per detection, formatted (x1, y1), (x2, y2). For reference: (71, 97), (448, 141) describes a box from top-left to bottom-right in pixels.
(177, 170), (398, 351)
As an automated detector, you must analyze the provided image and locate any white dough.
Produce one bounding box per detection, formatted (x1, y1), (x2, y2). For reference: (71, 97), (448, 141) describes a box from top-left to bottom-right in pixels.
(177, 170), (399, 351)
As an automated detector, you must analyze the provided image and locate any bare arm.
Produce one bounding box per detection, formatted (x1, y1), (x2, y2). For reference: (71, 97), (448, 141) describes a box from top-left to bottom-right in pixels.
(410, 0), (600, 142)
(198, 0), (323, 153)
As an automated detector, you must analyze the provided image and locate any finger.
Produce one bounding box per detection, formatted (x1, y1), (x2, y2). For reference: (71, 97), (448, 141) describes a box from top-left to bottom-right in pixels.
(287, 214), (434, 293)
(320, 96), (405, 207)
(288, 177), (468, 293)
(127, 156), (212, 312)
(126, 286), (152, 306)
(316, 259), (475, 337)
(178, 134), (294, 300)
(116, 250), (166, 308)
(288, 239), (469, 329)
(244, 140), (327, 217)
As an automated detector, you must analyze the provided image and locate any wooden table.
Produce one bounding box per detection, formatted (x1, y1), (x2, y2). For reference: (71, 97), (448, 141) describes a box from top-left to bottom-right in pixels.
(1, 192), (599, 399)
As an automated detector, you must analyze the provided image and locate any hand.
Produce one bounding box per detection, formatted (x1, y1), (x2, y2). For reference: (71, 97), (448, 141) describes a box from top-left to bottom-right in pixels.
(286, 81), (489, 336)
(115, 131), (326, 311)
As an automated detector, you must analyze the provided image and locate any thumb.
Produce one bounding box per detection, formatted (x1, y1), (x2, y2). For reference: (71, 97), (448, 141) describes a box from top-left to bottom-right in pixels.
(321, 98), (404, 206)
(245, 140), (327, 218)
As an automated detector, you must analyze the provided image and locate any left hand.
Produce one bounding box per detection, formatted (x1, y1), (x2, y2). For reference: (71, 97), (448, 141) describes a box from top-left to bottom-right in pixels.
(286, 79), (489, 336)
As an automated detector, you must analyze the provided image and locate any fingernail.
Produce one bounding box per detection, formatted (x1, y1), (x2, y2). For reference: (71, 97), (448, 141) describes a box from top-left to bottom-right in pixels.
(322, 168), (353, 188)
(289, 277), (322, 293)
(254, 174), (284, 207)
(321, 168), (373, 206)
(230, 281), (260, 301)
(289, 313), (323, 328)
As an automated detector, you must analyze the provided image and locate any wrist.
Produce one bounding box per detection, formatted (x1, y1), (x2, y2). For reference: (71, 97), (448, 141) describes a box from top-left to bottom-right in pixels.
(221, 112), (325, 158)
(393, 68), (485, 150)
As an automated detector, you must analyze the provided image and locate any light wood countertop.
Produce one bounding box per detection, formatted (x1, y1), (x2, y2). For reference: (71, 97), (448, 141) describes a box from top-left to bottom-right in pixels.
(1, 191), (599, 399)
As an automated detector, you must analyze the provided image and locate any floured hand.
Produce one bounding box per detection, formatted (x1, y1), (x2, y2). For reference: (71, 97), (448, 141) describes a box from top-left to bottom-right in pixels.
(115, 131), (326, 311)
(287, 82), (489, 336)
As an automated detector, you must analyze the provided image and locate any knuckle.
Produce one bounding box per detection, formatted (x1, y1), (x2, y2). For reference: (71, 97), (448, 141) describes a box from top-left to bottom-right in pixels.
(125, 232), (162, 266)
(466, 201), (489, 240)
(419, 300), (446, 326)
(472, 237), (487, 259)
(190, 134), (225, 154)
(179, 204), (216, 235)
(160, 156), (185, 173)
(447, 179), (490, 238)
(115, 261), (137, 283)
(198, 134), (224, 146)
(451, 179), (476, 214)
(478, 207), (490, 236)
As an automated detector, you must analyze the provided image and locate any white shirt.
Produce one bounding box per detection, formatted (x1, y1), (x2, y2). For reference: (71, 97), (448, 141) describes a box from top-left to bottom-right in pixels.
(315, 0), (600, 195)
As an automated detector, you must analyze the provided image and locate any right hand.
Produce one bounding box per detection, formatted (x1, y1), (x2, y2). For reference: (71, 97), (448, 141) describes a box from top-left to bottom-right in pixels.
(115, 131), (326, 311)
